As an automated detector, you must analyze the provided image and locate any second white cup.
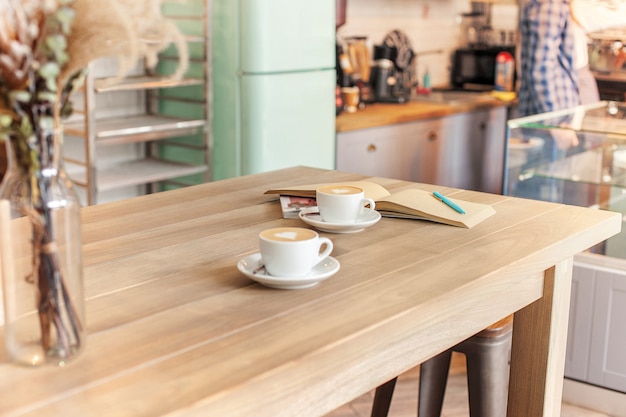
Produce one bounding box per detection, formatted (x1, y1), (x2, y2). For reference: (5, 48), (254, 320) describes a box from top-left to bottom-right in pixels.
(316, 185), (376, 224)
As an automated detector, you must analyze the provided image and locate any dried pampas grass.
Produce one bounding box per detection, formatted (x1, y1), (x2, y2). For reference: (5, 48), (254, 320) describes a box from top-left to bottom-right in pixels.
(61, 0), (189, 87)
(0, 0), (47, 90)
(1, 0), (191, 140)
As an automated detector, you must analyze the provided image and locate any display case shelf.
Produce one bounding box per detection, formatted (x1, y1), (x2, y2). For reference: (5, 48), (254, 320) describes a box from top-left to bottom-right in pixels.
(523, 148), (608, 185)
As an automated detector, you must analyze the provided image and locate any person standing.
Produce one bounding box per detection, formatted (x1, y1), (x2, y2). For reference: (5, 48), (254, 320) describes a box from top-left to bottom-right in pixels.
(518, 0), (580, 117)
(514, 0), (581, 201)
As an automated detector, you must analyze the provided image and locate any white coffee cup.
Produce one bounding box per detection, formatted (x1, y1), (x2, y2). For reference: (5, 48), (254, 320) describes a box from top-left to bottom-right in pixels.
(316, 185), (376, 224)
(259, 227), (333, 277)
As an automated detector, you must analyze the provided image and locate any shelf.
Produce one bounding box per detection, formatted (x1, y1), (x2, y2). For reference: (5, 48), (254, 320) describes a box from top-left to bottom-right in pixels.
(64, 115), (206, 145)
(94, 75), (205, 93)
(67, 0), (210, 205)
(582, 116), (626, 136)
(68, 158), (208, 192)
(526, 148), (607, 185)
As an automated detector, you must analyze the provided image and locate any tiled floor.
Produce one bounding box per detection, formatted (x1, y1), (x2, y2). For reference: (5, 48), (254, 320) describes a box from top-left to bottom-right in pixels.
(324, 353), (610, 417)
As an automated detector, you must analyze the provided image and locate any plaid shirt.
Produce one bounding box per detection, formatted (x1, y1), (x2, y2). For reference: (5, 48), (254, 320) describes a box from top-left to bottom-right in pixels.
(518, 0), (580, 116)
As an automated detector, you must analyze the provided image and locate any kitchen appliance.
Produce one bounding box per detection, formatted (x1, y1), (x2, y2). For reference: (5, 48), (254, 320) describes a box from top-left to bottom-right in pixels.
(451, 45), (515, 91)
(337, 36), (375, 102)
(370, 31), (415, 103)
(212, 0), (336, 180)
(370, 44), (408, 103)
(594, 72), (626, 101)
(588, 29), (626, 73)
(587, 29), (626, 101)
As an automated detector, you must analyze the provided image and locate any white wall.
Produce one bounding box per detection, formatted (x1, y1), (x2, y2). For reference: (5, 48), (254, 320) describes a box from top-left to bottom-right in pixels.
(338, 0), (519, 87)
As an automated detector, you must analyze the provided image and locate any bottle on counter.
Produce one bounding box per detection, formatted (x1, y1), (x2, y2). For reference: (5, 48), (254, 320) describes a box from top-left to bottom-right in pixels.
(494, 51), (514, 92)
(422, 66), (431, 91)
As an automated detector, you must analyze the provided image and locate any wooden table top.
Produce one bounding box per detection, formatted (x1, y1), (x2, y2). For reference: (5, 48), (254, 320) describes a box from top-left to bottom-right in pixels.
(0, 166), (620, 417)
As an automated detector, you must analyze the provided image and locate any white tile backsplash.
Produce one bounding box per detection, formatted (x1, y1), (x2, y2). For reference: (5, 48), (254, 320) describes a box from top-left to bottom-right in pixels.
(338, 0), (518, 87)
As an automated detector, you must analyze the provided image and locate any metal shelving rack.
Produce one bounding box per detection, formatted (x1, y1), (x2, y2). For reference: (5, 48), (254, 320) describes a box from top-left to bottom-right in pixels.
(63, 1), (210, 206)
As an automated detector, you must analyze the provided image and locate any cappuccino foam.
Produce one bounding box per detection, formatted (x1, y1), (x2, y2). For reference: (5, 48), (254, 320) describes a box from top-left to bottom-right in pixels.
(260, 227), (316, 242)
(317, 185), (362, 196)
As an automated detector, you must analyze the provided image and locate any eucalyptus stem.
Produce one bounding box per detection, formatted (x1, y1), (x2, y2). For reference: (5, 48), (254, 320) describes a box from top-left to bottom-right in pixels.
(18, 125), (83, 358)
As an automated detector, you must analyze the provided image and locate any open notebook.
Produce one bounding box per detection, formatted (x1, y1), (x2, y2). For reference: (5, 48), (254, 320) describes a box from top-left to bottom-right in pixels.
(265, 181), (495, 229)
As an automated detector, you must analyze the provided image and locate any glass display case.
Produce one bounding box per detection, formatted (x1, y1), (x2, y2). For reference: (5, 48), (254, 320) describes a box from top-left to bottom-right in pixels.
(506, 102), (626, 398)
(505, 101), (626, 259)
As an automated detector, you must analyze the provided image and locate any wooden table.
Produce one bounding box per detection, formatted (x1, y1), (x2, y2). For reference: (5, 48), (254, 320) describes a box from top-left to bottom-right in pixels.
(0, 167), (621, 417)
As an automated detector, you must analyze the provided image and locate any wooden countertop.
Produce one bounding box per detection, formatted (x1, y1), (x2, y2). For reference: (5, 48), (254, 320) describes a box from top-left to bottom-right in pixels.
(0, 166), (620, 417)
(336, 96), (511, 133)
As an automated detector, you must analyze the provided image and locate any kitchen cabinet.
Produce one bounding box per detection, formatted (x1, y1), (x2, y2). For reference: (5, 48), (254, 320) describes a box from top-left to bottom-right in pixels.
(336, 117), (448, 183)
(506, 101), (626, 394)
(336, 106), (507, 194)
(63, 1), (210, 205)
(568, 254), (626, 393)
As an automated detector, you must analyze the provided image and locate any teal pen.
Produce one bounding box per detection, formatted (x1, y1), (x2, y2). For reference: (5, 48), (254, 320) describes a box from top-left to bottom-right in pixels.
(432, 191), (466, 214)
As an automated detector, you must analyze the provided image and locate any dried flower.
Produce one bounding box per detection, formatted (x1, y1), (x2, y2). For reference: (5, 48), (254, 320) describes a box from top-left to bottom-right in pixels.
(1, 0), (188, 137)
(0, 0), (189, 173)
(61, 0), (189, 88)
(0, 0), (189, 364)
(0, 0), (76, 174)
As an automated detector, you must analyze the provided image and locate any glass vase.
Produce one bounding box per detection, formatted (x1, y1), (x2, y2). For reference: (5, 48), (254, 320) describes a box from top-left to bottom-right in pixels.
(0, 127), (85, 366)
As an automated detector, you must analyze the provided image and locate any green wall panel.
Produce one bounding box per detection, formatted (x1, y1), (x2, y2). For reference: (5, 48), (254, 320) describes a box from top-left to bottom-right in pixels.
(156, 0), (209, 191)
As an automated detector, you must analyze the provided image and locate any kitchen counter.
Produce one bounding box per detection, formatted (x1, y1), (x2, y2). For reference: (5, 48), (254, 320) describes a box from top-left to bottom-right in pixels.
(336, 95), (512, 133)
(335, 93), (514, 194)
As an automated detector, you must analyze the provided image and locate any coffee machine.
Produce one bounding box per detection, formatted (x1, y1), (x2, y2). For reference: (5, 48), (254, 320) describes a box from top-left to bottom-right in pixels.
(370, 44), (411, 103)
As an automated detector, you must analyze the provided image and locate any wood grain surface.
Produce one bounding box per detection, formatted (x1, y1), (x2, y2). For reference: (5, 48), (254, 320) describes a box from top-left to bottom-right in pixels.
(335, 99), (509, 132)
(0, 166), (620, 417)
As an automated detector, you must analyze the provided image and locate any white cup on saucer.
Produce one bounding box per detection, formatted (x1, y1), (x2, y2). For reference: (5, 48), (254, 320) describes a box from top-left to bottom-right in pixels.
(316, 185), (376, 224)
(259, 227), (333, 277)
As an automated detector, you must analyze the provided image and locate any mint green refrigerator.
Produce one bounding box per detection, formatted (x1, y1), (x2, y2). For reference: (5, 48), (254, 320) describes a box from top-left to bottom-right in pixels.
(212, 0), (336, 180)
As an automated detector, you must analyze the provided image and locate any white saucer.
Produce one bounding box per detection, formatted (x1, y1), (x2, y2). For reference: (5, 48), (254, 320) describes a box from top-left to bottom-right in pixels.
(298, 207), (382, 233)
(237, 253), (340, 290)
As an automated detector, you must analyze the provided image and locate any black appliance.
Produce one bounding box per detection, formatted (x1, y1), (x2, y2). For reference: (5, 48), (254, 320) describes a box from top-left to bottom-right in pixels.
(451, 46), (515, 91)
(370, 44), (410, 103)
(594, 73), (626, 102)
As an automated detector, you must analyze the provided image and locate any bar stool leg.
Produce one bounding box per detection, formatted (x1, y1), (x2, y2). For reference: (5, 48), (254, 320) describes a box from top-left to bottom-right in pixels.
(370, 377), (398, 417)
(457, 332), (512, 417)
(417, 350), (453, 417)
(371, 315), (513, 417)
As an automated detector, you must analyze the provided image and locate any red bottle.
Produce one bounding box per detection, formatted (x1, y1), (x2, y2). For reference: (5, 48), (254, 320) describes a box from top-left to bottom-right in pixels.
(494, 51), (514, 92)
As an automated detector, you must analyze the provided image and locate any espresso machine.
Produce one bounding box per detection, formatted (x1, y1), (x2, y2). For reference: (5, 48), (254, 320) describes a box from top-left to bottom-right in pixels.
(370, 43), (411, 103)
